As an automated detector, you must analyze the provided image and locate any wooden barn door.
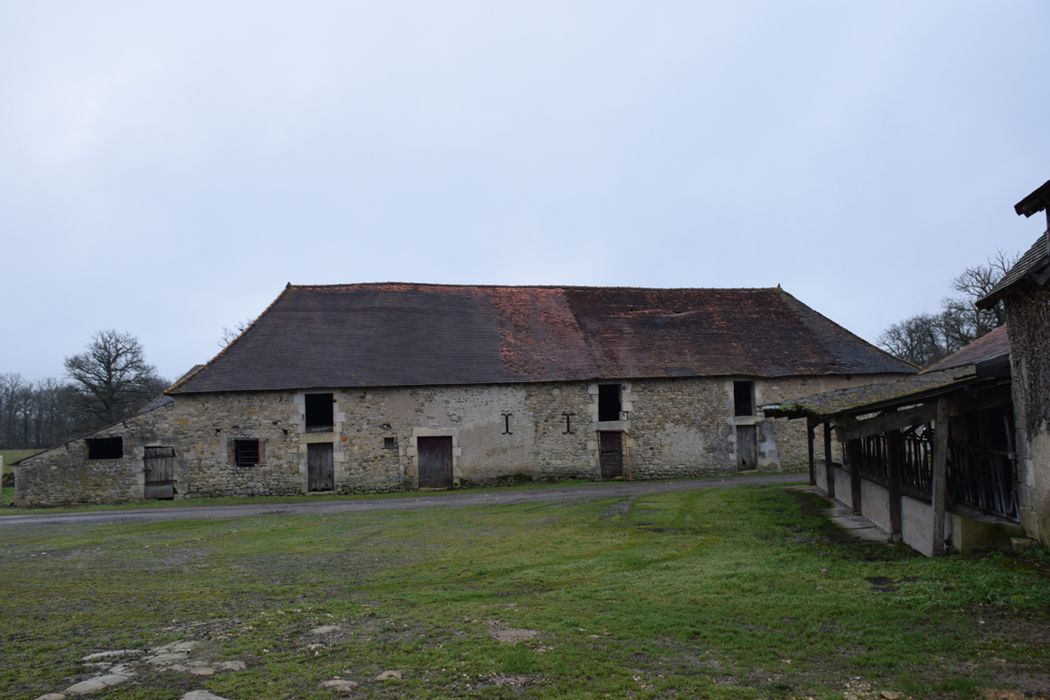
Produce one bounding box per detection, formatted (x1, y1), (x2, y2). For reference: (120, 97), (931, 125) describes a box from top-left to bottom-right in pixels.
(144, 446), (176, 499)
(737, 425), (757, 470)
(307, 443), (334, 492)
(599, 431), (623, 479)
(417, 436), (453, 488)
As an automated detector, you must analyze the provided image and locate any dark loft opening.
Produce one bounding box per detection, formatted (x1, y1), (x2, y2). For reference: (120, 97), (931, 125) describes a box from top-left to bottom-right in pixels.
(234, 439), (260, 467)
(734, 381), (755, 417)
(384, 437), (397, 449)
(86, 437), (123, 460)
(305, 393), (334, 432)
(598, 384), (622, 422)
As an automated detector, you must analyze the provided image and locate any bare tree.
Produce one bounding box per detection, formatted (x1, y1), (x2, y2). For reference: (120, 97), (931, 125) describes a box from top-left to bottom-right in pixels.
(878, 252), (1018, 367)
(64, 330), (163, 424)
(219, 319), (254, 348)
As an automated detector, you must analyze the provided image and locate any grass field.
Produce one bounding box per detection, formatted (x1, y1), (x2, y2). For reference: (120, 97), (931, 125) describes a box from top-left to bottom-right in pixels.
(0, 448), (41, 466)
(2, 486), (1048, 699)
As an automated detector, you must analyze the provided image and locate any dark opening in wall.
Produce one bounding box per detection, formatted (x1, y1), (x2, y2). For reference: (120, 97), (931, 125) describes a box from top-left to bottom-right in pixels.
(234, 439), (260, 467)
(305, 393), (334, 432)
(598, 384), (622, 422)
(384, 437), (397, 449)
(87, 437), (123, 460)
(734, 381), (755, 417)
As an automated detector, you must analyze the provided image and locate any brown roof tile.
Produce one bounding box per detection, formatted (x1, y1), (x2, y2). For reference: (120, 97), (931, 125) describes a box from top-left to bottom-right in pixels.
(169, 283), (914, 394)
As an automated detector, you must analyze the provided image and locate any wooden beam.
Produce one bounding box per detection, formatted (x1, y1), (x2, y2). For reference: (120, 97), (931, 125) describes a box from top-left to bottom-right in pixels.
(886, 429), (903, 542)
(846, 439), (862, 515)
(837, 404), (936, 442)
(806, 416), (817, 486)
(823, 421), (835, 499)
(931, 399), (950, 556)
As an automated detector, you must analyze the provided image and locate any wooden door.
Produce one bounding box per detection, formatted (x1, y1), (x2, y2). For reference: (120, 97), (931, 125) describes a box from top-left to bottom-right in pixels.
(599, 431), (623, 479)
(144, 446), (176, 499)
(307, 442), (334, 491)
(737, 425), (757, 470)
(417, 436), (453, 488)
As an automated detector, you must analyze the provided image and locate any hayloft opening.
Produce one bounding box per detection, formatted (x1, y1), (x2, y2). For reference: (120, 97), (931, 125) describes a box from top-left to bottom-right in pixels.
(305, 393), (334, 432)
(734, 381), (755, 416)
(234, 439), (260, 467)
(86, 437), (123, 460)
(598, 384), (622, 422)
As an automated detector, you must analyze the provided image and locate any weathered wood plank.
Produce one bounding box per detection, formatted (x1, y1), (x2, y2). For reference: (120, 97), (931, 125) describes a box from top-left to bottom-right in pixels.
(837, 404), (937, 442)
(823, 421), (835, 499)
(931, 399), (950, 555)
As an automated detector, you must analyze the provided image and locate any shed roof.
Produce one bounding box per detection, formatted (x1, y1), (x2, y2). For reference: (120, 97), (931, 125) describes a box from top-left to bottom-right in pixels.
(762, 325), (1010, 419)
(169, 283), (914, 394)
(977, 234), (1050, 309)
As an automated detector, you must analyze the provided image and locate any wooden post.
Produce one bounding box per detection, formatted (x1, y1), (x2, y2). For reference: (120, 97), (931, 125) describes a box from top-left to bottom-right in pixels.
(931, 399), (950, 556)
(823, 421), (835, 500)
(846, 439), (863, 515)
(886, 429), (903, 542)
(806, 417), (817, 486)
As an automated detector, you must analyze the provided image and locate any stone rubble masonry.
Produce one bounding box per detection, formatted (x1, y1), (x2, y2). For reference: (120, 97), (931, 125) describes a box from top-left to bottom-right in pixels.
(1004, 284), (1050, 544)
(15, 374), (895, 506)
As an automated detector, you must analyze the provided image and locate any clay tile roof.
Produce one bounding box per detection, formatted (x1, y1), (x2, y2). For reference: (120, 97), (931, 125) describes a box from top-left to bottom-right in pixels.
(922, 324), (1010, 373)
(168, 283), (914, 394)
(764, 325), (1011, 419)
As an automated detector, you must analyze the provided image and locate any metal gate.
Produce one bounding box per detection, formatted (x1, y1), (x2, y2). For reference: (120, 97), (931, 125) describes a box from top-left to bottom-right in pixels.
(144, 446), (176, 499)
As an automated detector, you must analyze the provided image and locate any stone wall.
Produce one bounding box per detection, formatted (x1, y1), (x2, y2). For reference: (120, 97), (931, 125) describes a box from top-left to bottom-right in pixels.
(15, 373), (902, 505)
(15, 402), (178, 506)
(1005, 284), (1050, 544)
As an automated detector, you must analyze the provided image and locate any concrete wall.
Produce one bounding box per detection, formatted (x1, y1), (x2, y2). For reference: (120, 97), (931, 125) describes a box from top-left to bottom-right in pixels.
(1005, 285), (1050, 545)
(16, 373), (898, 505)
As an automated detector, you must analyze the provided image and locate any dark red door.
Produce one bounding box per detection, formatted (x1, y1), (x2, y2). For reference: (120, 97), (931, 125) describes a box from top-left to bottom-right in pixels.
(417, 436), (453, 488)
(599, 431), (623, 479)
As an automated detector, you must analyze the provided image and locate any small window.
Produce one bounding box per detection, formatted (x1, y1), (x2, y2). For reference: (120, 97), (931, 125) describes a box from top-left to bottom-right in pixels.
(734, 381), (755, 417)
(598, 384), (622, 422)
(384, 437), (397, 450)
(234, 439), (260, 467)
(305, 393), (334, 432)
(87, 437), (123, 459)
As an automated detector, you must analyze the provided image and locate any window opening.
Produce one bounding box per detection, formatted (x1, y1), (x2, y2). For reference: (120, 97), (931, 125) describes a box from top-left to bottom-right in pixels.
(734, 381), (755, 417)
(234, 439), (260, 467)
(305, 393), (334, 432)
(384, 437), (397, 449)
(87, 437), (123, 459)
(598, 384), (622, 422)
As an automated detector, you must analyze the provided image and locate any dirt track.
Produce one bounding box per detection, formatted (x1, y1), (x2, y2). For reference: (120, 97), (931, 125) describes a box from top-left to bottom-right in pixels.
(0, 474), (803, 527)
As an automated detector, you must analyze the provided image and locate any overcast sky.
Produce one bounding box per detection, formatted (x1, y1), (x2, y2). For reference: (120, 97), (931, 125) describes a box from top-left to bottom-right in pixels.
(1, 1), (1048, 383)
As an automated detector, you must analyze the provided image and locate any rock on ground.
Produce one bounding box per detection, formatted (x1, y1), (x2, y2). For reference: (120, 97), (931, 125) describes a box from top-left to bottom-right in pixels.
(181, 692), (233, 700)
(320, 679), (359, 694)
(374, 670), (403, 681)
(64, 674), (131, 696)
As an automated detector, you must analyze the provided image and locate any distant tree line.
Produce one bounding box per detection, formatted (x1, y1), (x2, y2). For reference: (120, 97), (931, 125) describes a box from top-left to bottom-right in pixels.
(0, 330), (168, 450)
(878, 252), (1016, 368)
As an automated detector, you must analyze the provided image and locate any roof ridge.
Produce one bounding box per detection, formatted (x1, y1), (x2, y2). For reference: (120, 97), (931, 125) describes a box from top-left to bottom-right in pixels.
(287, 281), (783, 292)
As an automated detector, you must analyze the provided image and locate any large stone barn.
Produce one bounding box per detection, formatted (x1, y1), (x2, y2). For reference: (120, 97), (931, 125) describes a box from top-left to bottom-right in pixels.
(15, 284), (912, 506)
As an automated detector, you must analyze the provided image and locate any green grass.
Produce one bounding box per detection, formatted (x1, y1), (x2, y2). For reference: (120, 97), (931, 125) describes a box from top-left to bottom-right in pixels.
(0, 448), (41, 466)
(1, 486), (1048, 699)
(0, 486), (11, 507)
